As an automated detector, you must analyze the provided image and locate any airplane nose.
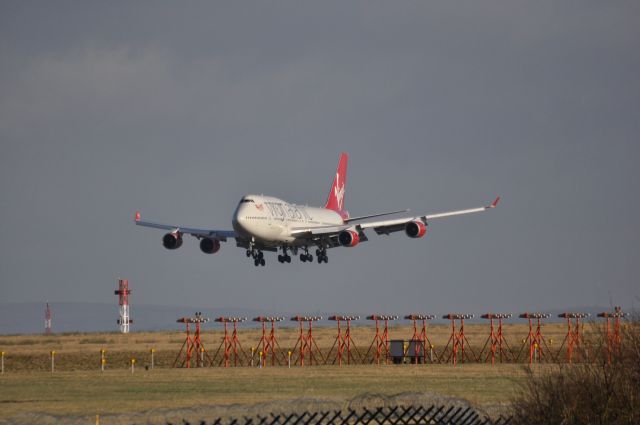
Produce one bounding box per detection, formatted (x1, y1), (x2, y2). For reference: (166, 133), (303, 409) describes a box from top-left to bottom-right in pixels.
(236, 214), (246, 227)
(233, 209), (250, 235)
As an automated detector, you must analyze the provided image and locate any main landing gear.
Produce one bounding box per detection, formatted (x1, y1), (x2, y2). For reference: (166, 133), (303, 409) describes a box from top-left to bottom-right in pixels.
(299, 252), (313, 262)
(277, 247), (292, 264)
(315, 248), (328, 264)
(246, 248), (266, 267)
(297, 246), (312, 262)
(250, 245), (328, 266)
(297, 246), (328, 263)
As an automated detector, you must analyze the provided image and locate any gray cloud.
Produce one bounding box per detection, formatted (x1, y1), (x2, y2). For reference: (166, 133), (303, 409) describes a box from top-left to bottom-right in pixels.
(1, 1), (639, 324)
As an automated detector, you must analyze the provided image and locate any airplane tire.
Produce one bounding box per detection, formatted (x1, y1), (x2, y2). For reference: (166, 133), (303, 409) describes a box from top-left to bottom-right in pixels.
(308, 255), (313, 262)
(246, 250), (251, 257)
(300, 254), (306, 262)
(324, 256), (328, 263)
(260, 259), (266, 266)
(258, 251), (264, 260)
(254, 259), (259, 266)
(287, 256), (292, 263)
(317, 256), (322, 264)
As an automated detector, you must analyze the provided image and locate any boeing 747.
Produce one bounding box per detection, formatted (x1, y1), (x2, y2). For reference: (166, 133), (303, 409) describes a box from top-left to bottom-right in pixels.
(135, 153), (500, 266)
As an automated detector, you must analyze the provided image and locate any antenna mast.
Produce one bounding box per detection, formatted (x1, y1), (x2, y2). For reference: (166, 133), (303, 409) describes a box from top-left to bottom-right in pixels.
(114, 279), (132, 333)
(44, 302), (52, 334)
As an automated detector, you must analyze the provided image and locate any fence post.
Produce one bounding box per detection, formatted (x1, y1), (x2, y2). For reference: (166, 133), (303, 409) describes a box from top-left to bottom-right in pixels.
(150, 348), (155, 370)
(288, 350), (292, 368)
(131, 357), (136, 373)
(50, 350), (55, 373)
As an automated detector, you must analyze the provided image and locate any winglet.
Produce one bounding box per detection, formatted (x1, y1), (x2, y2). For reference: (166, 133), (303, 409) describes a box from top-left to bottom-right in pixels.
(490, 196), (501, 208)
(135, 211), (141, 222)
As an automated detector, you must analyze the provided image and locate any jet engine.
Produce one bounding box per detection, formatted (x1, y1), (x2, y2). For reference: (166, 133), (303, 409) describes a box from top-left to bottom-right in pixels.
(405, 220), (427, 238)
(200, 237), (221, 254)
(338, 230), (360, 247)
(162, 232), (183, 249)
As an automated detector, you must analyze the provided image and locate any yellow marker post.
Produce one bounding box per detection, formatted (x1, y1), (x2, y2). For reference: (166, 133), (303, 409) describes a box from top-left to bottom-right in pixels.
(288, 350), (292, 368)
(1, 351), (5, 374)
(150, 348), (155, 370)
(50, 350), (56, 373)
(200, 347), (205, 366)
(430, 344), (435, 363)
(100, 349), (106, 372)
(259, 351), (263, 369)
(131, 357), (136, 374)
(533, 343), (539, 363)
(251, 347), (255, 367)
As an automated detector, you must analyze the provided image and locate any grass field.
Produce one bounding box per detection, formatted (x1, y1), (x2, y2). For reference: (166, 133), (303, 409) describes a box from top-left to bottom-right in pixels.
(0, 323), (597, 422)
(0, 364), (538, 421)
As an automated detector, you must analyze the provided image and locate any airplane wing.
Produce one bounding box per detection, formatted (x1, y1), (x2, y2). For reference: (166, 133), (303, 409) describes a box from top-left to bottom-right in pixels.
(344, 209), (408, 223)
(289, 223), (369, 246)
(290, 224), (350, 236)
(362, 196), (500, 235)
(134, 211), (236, 241)
(290, 197), (500, 241)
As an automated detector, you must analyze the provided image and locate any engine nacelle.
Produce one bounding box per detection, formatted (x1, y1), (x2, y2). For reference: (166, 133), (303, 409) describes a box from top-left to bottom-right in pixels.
(200, 237), (221, 254)
(338, 230), (360, 247)
(162, 232), (183, 250)
(405, 220), (427, 238)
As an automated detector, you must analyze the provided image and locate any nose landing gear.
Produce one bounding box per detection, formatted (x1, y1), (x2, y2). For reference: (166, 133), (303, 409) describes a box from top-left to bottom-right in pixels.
(248, 246), (266, 266)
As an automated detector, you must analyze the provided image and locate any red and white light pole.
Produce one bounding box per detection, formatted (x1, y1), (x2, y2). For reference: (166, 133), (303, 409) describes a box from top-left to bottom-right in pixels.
(114, 279), (132, 333)
(44, 302), (52, 334)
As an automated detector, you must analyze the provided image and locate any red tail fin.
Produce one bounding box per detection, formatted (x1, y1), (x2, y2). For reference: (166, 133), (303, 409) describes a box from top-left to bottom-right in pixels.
(325, 152), (348, 212)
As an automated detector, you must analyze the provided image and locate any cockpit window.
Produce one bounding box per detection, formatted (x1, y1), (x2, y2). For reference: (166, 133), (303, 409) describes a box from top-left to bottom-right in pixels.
(240, 199), (255, 203)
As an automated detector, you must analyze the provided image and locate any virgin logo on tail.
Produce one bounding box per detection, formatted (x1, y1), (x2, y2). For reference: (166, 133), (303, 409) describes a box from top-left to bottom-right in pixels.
(334, 173), (345, 210)
(325, 152), (348, 212)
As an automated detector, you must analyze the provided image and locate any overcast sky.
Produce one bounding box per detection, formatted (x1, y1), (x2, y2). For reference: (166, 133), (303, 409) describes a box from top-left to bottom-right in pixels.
(1, 1), (639, 318)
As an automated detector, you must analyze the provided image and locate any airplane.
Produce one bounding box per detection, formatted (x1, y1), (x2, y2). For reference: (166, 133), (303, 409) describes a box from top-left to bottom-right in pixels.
(135, 152), (500, 266)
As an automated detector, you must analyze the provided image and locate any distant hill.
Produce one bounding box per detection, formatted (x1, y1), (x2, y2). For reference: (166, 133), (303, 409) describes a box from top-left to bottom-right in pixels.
(0, 302), (297, 335)
(1, 302), (631, 335)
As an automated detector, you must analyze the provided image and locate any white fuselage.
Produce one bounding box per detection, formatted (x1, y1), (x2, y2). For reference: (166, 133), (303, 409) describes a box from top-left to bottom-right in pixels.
(232, 195), (344, 245)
